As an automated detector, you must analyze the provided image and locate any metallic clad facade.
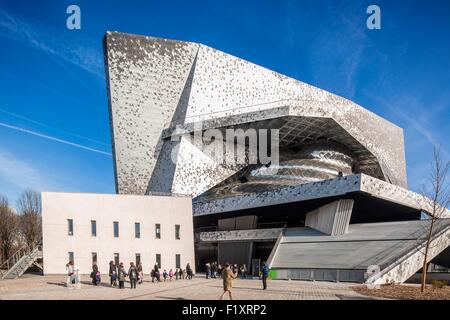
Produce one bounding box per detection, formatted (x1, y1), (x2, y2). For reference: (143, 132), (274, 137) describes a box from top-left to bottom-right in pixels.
(104, 32), (407, 199)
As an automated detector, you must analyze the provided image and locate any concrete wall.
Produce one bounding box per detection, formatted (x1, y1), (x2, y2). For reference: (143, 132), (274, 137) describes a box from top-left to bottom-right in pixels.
(198, 228), (282, 242)
(305, 199), (353, 235)
(217, 216), (257, 231)
(42, 192), (195, 275)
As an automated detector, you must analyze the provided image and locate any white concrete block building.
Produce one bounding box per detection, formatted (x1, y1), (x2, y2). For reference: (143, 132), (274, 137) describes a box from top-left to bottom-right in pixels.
(42, 192), (195, 275)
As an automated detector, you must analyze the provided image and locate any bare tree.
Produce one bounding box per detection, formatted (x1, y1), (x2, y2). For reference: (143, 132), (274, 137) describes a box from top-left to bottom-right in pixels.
(418, 147), (450, 292)
(0, 196), (18, 263)
(17, 189), (42, 248)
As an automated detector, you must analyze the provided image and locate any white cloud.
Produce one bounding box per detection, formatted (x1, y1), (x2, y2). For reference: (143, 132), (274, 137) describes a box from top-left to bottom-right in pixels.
(0, 6), (104, 77)
(0, 148), (49, 191)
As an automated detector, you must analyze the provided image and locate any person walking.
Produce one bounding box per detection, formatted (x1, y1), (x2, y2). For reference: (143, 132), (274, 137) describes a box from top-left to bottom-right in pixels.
(163, 269), (168, 281)
(90, 264), (101, 286)
(128, 262), (138, 289)
(169, 269), (174, 281)
(118, 262), (127, 289)
(175, 268), (179, 280)
(219, 263), (236, 300)
(261, 261), (270, 290)
(218, 264), (223, 277)
(205, 263), (211, 279)
(109, 261), (117, 287)
(186, 263), (193, 280)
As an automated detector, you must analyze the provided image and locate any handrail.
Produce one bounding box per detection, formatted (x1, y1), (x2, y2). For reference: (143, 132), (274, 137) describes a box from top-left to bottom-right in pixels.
(365, 222), (450, 284)
(0, 245), (30, 271)
(0, 241), (41, 279)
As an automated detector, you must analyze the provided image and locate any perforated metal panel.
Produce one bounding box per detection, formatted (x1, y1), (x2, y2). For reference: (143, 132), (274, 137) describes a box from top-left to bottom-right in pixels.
(273, 268), (365, 283)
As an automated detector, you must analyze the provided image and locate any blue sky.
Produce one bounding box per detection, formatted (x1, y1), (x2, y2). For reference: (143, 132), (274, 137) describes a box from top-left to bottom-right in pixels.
(0, 0), (449, 206)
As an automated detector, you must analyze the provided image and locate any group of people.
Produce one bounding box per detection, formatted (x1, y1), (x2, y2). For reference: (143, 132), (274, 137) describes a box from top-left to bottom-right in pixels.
(150, 263), (193, 282)
(205, 262), (248, 279)
(107, 261), (144, 289)
(66, 260), (194, 289)
(204, 261), (221, 279)
(108, 261), (194, 288)
(66, 259), (270, 299)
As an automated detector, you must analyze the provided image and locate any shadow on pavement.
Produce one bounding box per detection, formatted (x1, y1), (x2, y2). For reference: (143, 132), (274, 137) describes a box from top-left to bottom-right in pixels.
(46, 282), (66, 287)
(155, 296), (186, 300)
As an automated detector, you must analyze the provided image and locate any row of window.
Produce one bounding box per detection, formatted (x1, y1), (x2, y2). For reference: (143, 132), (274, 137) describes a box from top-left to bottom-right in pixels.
(67, 219), (181, 240)
(68, 252), (182, 269)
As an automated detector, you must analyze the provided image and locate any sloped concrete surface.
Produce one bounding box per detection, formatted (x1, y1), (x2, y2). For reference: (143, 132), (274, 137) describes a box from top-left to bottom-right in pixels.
(270, 219), (450, 281)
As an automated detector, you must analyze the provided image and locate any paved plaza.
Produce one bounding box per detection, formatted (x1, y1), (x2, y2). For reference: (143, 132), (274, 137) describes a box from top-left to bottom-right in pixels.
(0, 274), (376, 300)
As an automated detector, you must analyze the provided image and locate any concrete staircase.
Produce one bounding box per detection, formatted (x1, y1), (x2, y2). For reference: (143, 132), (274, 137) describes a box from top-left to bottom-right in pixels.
(267, 219), (450, 284)
(0, 243), (43, 280)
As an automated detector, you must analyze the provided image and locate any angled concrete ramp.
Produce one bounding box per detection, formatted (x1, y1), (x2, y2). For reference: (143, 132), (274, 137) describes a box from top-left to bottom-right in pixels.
(268, 219), (450, 283)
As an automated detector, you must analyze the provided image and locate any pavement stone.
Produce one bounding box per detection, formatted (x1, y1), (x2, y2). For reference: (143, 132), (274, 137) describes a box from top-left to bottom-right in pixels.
(0, 274), (375, 300)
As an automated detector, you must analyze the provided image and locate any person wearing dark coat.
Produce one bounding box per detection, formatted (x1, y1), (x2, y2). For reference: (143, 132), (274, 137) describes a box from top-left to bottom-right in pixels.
(109, 261), (117, 287)
(118, 262), (127, 289)
(261, 261), (270, 290)
(128, 262), (138, 289)
(186, 263), (193, 279)
(154, 264), (161, 282)
(151, 268), (156, 283)
(90, 264), (101, 285)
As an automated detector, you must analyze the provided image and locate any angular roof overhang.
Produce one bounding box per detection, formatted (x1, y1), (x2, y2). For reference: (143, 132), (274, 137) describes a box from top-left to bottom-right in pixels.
(192, 174), (449, 217)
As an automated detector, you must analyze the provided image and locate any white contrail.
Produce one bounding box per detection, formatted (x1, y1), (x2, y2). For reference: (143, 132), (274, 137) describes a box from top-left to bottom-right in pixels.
(0, 107), (109, 147)
(0, 121), (112, 156)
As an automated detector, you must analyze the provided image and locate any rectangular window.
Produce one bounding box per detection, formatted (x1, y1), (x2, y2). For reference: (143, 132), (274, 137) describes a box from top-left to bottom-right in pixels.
(155, 224), (161, 239)
(175, 224), (180, 240)
(135, 222), (141, 239)
(156, 254), (161, 269)
(67, 219), (73, 236)
(92, 252), (97, 265)
(136, 253), (141, 266)
(175, 254), (181, 269)
(114, 253), (120, 267)
(91, 220), (97, 237)
(113, 221), (119, 238)
(68, 251), (74, 263)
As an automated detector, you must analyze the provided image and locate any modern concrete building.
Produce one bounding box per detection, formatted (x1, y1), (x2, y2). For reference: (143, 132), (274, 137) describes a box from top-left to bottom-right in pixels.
(29, 31), (448, 282)
(42, 192), (195, 275)
(102, 31), (450, 284)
